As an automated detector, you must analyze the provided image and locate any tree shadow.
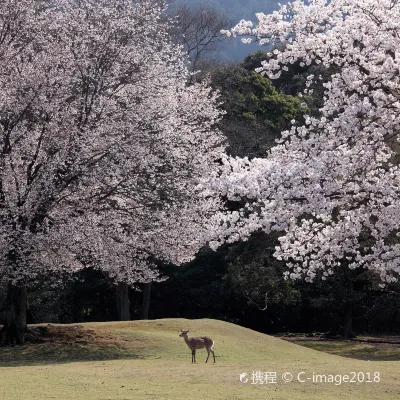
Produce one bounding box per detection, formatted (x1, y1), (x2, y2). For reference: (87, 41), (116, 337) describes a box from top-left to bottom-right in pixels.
(292, 339), (400, 361)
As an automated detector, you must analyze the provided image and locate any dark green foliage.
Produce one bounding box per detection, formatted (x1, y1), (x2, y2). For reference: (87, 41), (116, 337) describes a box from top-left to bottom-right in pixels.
(211, 61), (305, 157)
(150, 249), (238, 321)
(367, 288), (400, 332)
(4, 254), (399, 335)
(18, 270), (116, 324)
(57, 269), (116, 323)
(0, 284), (5, 324)
(224, 232), (300, 310)
(241, 49), (334, 115)
(214, 66), (304, 130)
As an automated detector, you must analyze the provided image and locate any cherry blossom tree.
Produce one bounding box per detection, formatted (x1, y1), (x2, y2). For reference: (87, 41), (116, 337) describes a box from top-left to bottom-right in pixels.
(207, 0), (400, 285)
(0, 0), (224, 343)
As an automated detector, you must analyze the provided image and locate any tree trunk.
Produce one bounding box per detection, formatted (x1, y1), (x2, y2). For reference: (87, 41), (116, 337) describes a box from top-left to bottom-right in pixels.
(0, 282), (28, 346)
(343, 306), (356, 339)
(140, 282), (152, 320)
(342, 268), (356, 340)
(115, 282), (130, 321)
(326, 312), (341, 337)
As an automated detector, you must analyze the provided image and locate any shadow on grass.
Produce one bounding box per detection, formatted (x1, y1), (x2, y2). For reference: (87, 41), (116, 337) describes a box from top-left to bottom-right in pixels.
(293, 340), (400, 361)
(0, 324), (143, 367)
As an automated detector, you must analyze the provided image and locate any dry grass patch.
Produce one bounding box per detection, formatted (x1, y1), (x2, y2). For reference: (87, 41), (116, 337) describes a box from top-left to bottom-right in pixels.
(0, 323), (140, 366)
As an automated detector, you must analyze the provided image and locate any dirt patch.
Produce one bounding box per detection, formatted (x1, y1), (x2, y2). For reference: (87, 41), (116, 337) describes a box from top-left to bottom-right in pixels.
(31, 324), (116, 345)
(0, 324), (139, 366)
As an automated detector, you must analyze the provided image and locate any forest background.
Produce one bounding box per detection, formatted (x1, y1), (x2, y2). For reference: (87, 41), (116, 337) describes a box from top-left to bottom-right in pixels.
(1, 0), (399, 341)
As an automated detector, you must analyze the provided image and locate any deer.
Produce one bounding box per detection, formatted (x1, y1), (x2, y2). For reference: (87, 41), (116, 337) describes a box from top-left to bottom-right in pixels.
(179, 329), (216, 364)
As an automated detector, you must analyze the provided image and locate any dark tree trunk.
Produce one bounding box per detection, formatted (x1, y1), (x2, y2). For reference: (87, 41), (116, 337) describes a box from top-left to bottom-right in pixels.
(115, 282), (130, 321)
(343, 306), (356, 339)
(140, 282), (152, 320)
(342, 269), (356, 339)
(0, 282), (28, 346)
(325, 312), (341, 337)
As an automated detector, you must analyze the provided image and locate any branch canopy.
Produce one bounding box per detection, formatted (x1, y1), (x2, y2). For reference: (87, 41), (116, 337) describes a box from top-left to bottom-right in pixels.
(207, 0), (400, 284)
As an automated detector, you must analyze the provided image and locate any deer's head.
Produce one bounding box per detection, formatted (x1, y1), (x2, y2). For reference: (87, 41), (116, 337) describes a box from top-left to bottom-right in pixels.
(179, 329), (189, 337)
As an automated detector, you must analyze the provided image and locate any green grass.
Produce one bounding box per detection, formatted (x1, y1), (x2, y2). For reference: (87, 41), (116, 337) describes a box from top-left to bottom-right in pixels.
(0, 319), (399, 400)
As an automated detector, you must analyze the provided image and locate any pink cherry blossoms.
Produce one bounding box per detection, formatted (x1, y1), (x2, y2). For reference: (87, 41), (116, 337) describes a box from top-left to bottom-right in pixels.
(210, 0), (400, 284)
(0, 0), (224, 287)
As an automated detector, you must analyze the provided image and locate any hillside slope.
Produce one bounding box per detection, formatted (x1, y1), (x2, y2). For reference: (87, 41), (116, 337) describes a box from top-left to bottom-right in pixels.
(0, 319), (398, 400)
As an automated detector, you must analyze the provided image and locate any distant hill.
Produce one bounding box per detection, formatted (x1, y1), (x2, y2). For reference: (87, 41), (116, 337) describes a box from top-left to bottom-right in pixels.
(181, 0), (283, 61)
(185, 0), (281, 20)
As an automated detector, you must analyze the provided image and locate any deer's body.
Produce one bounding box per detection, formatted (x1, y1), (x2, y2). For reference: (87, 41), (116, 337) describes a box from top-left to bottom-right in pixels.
(179, 330), (216, 364)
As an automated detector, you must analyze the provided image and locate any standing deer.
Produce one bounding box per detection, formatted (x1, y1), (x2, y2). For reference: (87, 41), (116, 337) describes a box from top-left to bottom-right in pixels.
(179, 329), (216, 364)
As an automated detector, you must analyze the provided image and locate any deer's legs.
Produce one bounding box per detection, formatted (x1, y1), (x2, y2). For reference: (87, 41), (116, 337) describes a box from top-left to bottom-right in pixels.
(205, 348), (215, 363)
(211, 349), (215, 363)
(192, 349), (196, 364)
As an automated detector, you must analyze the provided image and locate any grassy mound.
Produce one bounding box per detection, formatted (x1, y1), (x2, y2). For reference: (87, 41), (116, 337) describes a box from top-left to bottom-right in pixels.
(0, 319), (399, 400)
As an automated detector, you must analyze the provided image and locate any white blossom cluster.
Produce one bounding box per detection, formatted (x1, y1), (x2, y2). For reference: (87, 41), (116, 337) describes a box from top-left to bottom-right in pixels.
(209, 0), (400, 283)
(0, 0), (224, 286)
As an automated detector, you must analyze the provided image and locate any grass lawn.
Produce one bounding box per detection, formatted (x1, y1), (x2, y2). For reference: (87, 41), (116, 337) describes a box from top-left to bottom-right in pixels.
(0, 318), (399, 400)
